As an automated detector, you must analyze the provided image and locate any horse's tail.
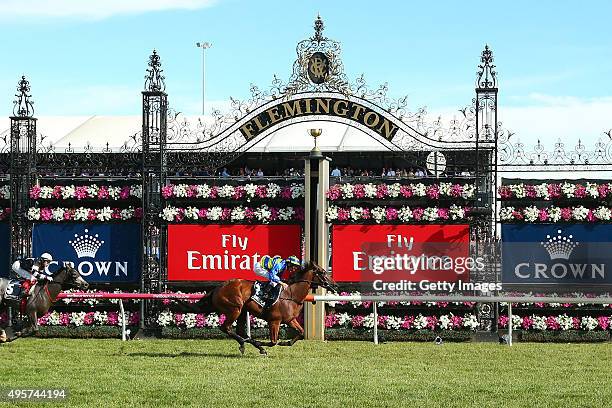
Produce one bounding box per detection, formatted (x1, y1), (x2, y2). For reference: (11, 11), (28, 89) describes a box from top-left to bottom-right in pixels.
(176, 289), (217, 314)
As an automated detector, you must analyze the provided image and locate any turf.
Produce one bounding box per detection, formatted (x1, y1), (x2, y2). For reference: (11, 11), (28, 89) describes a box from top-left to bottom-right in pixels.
(0, 338), (611, 407)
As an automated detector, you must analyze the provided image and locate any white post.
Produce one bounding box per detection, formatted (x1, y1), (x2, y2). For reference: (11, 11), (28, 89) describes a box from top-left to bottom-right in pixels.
(373, 302), (379, 345)
(508, 302), (513, 346)
(246, 311), (251, 338)
(119, 299), (127, 341)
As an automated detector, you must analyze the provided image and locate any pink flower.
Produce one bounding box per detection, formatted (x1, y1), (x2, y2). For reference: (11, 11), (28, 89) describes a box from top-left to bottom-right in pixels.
(538, 208), (549, 222)
(337, 208), (350, 221)
(29, 186), (41, 199)
(362, 208), (371, 219)
(377, 315), (388, 328)
(221, 208), (231, 220)
(219, 314), (226, 325)
(598, 184), (610, 199)
(426, 185), (440, 199)
(574, 184), (587, 198)
(63, 209), (74, 220)
(351, 315), (365, 328)
(450, 184), (463, 198)
(161, 185), (174, 199)
(196, 314), (206, 328)
(525, 185), (537, 198)
(40, 208), (53, 221)
(128, 312), (140, 326)
(97, 186), (110, 199)
(59, 313), (70, 326)
(326, 185), (341, 200)
(52, 186), (62, 199)
(412, 207), (424, 221)
(280, 187), (292, 199)
(87, 209), (97, 220)
(209, 186), (219, 199)
(233, 186), (246, 199)
(174, 313), (184, 326)
(186, 185), (198, 198)
(75, 186), (89, 200)
(325, 313), (339, 328)
(426, 316), (438, 329)
(244, 207), (254, 220)
(597, 316), (609, 330)
(545, 316), (560, 330)
(587, 209), (596, 222)
(547, 183), (561, 199)
(450, 315), (463, 329)
(521, 316), (533, 330)
(361, 301), (372, 309)
(119, 186), (131, 199)
(107, 312), (119, 325)
(560, 207), (572, 221)
(198, 208), (208, 219)
(385, 207), (398, 220)
(255, 185), (268, 198)
(353, 184), (366, 199)
(111, 208), (122, 219)
(37, 313), (49, 326)
(400, 185), (414, 198)
(498, 315), (509, 328)
(572, 317), (581, 330)
(401, 316), (415, 329)
(134, 208), (143, 219)
(83, 312), (95, 325)
(498, 186), (512, 199)
(437, 208), (449, 219)
(376, 184), (389, 199)
(270, 207), (280, 221)
(295, 207), (305, 221)
(512, 210), (524, 221)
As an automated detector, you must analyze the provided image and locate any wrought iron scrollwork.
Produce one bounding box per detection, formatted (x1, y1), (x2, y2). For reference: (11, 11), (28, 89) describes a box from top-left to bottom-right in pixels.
(144, 50), (166, 92)
(13, 76), (34, 118)
(476, 45), (497, 90)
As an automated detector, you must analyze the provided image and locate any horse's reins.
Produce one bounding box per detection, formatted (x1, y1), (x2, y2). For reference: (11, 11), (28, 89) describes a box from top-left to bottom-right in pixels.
(279, 275), (329, 305)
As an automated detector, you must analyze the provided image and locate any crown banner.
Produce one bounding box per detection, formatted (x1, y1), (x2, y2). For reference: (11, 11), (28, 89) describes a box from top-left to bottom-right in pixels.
(32, 223), (142, 283)
(502, 224), (612, 289)
(167, 224), (302, 281)
(0, 222), (9, 278)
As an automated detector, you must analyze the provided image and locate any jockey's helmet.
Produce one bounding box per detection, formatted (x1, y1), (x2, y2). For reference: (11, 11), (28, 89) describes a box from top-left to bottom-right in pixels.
(261, 255), (273, 270)
(286, 255), (301, 267)
(40, 253), (53, 262)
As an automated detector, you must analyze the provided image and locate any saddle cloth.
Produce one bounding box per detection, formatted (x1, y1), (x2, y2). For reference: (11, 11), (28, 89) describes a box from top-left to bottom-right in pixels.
(3, 279), (24, 301)
(251, 281), (282, 309)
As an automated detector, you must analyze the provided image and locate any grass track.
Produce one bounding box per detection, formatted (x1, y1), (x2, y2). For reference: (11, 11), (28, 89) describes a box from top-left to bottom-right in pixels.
(0, 338), (611, 407)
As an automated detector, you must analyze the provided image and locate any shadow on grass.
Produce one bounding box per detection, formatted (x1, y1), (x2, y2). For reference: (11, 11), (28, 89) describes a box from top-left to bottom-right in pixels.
(126, 351), (248, 358)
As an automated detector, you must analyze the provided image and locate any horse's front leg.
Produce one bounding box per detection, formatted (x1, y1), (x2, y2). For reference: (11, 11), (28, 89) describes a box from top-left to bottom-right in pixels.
(261, 320), (281, 348)
(17, 311), (38, 338)
(278, 318), (304, 346)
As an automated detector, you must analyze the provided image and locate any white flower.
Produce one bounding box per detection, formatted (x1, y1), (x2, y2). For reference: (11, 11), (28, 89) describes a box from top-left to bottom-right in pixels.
(449, 204), (465, 220)
(132, 185), (143, 198)
(46, 311), (61, 326)
(364, 183), (377, 198)
(244, 184), (258, 200)
(388, 183), (401, 198)
(532, 315), (547, 331)
(412, 314), (428, 329)
(174, 184), (188, 198)
(267, 183), (281, 198)
(398, 206), (413, 221)
(439, 183), (452, 197)
(337, 313), (352, 327)
(423, 207), (439, 221)
(206, 313), (220, 328)
(184, 313), (197, 328)
(197, 184), (211, 198)
(94, 311), (108, 325)
(463, 314), (479, 330)
(40, 186), (54, 199)
(108, 186), (121, 200)
(413, 183), (426, 197)
(572, 206), (589, 221)
(231, 206), (246, 221)
(386, 315), (402, 330)
(70, 311), (87, 327)
(499, 207), (514, 221)
(290, 184), (305, 199)
(535, 183), (549, 199)
(218, 185), (234, 198)
(557, 314), (573, 331)
(157, 310), (173, 327)
(27, 207), (41, 220)
(510, 184), (525, 199)
(160, 206), (178, 222)
(581, 316), (598, 331)
(326, 206), (339, 221)
(511, 315), (522, 329)
(371, 207), (385, 223)
(207, 207), (222, 221)
(62, 185), (76, 199)
(87, 184), (99, 197)
(363, 313), (376, 329)
(120, 207), (135, 220)
(462, 184), (476, 199)
(439, 314), (452, 330)
(548, 206), (562, 222)
(561, 182), (576, 198)
(251, 317), (267, 329)
(523, 206), (539, 222)
(74, 207), (89, 221)
(340, 183), (354, 199)
(594, 206), (612, 221)
(185, 207), (200, 220)
(255, 205), (271, 223)
(349, 206), (364, 220)
(97, 207), (113, 221)
(52, 207), (65, 222)
(278, 207), (295, 221)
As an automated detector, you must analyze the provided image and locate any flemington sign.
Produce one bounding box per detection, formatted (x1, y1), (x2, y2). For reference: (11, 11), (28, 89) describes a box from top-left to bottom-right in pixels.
(239, 97), (400, 142)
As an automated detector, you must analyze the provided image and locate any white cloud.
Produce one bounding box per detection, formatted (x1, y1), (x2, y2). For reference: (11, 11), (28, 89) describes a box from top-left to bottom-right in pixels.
(0, 0), (218, 20)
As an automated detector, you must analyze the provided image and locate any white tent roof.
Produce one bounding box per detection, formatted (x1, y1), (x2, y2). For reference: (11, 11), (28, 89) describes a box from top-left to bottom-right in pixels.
(1, 116), (392, 152)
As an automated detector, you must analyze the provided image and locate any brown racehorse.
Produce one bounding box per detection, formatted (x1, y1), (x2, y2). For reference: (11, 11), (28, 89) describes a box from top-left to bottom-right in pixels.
(0, 266), (89, 342)
(188, 260), (337, 355)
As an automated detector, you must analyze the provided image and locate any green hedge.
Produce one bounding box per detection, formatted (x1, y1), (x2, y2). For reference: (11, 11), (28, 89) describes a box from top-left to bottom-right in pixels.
(325, 328), (474, 342)
(518, 330), (610, 343)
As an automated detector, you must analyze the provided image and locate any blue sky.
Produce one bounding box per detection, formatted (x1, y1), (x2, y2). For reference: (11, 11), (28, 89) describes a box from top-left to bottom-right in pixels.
(1, 0), (611, 145)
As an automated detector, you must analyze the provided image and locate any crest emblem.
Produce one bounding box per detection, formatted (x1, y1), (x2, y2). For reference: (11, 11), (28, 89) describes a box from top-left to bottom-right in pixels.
(307, 52), (329, 84)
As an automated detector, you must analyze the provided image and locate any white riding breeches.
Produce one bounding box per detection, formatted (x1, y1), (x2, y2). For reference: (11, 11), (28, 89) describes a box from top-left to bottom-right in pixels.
(253, 262), (278, 287)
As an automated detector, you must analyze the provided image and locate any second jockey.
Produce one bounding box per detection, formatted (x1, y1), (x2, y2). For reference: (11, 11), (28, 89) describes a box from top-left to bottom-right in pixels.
(11, 253), (54, 297)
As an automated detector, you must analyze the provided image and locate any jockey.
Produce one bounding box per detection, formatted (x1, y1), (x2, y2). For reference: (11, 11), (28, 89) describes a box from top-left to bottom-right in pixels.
(284, 255), (302, 278)
(254, 255), (285, 287)
(11, 253), (54, 296)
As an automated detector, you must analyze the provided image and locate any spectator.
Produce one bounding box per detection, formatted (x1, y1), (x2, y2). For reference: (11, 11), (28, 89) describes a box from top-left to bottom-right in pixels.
(221, 167), (230, 177)
(256, 168), (264, 177)
(331, 166), (342, 177)
(386, 168), (396, 177)
(415, 168), (425, 177)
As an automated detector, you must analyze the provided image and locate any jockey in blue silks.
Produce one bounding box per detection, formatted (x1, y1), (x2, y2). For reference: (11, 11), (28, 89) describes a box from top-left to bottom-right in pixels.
(254, 255), (302, 287)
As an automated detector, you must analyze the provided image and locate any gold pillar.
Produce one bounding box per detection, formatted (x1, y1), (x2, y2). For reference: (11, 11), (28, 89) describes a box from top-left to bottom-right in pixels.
(303, 157), (329, 340)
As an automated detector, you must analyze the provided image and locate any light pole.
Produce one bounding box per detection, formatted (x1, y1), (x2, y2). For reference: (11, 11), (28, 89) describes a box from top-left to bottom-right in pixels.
(196, 41), (212, 116)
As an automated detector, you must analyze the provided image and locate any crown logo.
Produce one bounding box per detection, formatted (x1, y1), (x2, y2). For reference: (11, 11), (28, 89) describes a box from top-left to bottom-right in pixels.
(69, 229), (104, 258)
(541, 229), (578, 260)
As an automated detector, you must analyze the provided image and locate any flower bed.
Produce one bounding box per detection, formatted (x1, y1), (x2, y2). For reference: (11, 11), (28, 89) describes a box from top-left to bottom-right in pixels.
(161, 183), (304, 200)
(327, 182), (475, 200)
(325, 312), (480, 331)
(29, 185), (141, 200)
(499, 182), (612, 201)
(325, 328), (474, 342)
(160, 205), (304, 223)
(500, 205), (612, 222)
(27, 206), (143, 222)
(498, 314), (612, 331)
(326, 205), (469, 223)
(37, 310), (140, 327)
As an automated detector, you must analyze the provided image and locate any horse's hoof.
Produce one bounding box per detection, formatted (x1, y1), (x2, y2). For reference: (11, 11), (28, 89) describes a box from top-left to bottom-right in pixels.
(239, 344), (245, 355)
(259, 349), (268, 356)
